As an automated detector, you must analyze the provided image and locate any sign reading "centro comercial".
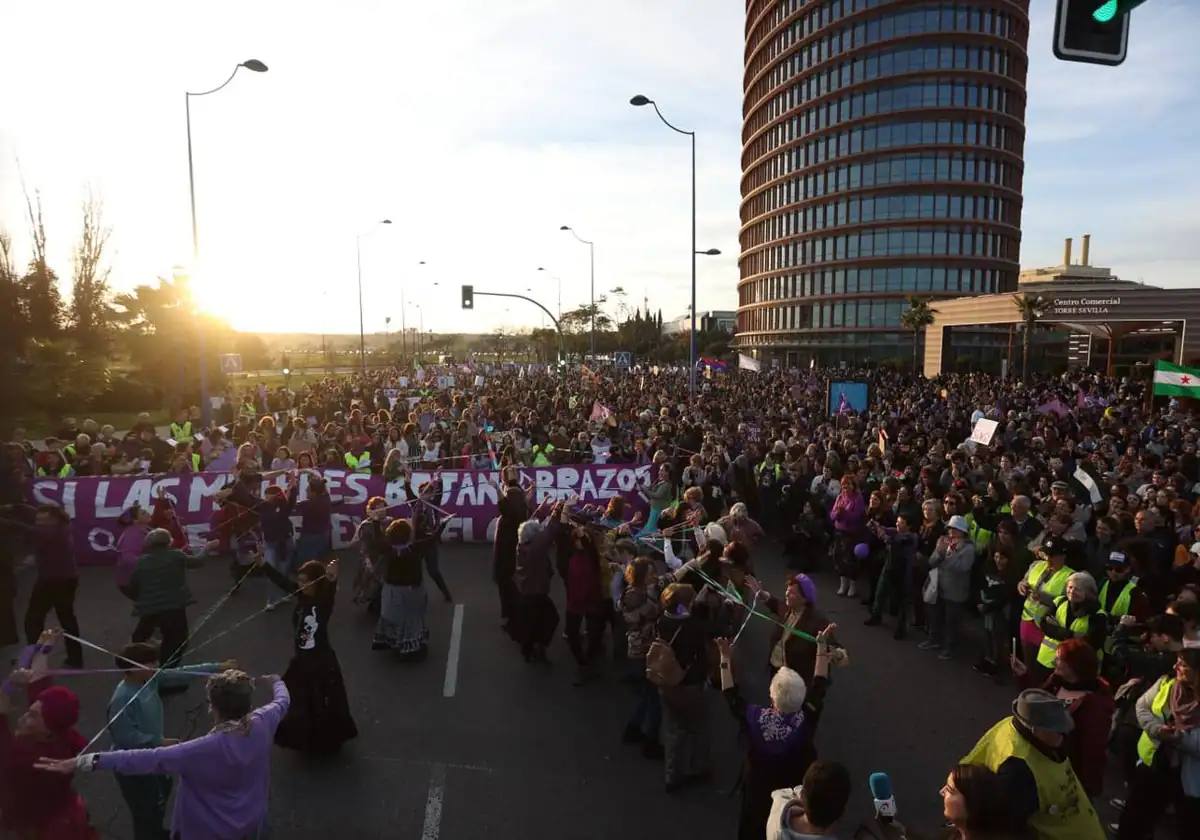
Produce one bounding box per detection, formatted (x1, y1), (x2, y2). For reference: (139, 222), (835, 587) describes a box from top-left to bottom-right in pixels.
(1046, 296), (1123, 317)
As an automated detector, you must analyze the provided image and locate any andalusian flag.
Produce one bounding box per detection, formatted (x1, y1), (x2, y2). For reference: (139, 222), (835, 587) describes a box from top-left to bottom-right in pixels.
(1153, 360), (1200, 398)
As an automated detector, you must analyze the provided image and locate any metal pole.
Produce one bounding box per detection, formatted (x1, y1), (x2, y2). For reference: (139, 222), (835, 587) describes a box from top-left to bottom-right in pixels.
(356, 234), (366, 375)
(689, 132), (696, 403)
(589, 242), (595, 360)
(400, 288), (407, 362)
(185, 93), (213, 427)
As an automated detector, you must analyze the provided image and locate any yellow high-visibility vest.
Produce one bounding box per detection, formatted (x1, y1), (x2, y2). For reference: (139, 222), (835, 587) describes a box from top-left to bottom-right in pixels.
(345, 452), (372, 474)
(1021, 560), (1071, 624)
(963, 717), (1104, 840)
(1136, 677), (1176, 768)
(1036, 597), (1096, 668)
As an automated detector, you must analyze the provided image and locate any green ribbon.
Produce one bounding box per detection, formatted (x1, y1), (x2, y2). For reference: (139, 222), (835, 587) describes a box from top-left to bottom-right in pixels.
(687, 563), (821, 644)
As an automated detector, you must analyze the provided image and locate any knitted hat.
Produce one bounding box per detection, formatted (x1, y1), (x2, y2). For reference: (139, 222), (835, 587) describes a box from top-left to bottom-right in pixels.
(790, 573), (817, 606)
(37, 686), (80, 733)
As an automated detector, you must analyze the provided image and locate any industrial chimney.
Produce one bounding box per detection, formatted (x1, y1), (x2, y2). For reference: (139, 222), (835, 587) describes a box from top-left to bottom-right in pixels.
(1081, 234), (1091, 267)
(1063, 237), (1073, 266)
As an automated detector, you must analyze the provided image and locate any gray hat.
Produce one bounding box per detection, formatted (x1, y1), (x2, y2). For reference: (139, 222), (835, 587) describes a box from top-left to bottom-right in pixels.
(1012, 689), (1074, 734)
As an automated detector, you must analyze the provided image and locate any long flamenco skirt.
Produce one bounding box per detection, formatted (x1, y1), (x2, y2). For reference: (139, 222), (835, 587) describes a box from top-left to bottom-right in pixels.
(374, 583), (430, 656)
(274, 647), (359, 755)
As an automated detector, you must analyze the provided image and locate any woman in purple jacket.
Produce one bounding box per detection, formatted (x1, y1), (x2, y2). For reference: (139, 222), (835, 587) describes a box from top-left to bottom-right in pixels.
(37, 671), (289, 840)
(829, 476), (866, 599)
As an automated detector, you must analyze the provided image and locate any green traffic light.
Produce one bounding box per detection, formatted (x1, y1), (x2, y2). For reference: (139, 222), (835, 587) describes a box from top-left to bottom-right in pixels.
(1093, 0), (1118, 22)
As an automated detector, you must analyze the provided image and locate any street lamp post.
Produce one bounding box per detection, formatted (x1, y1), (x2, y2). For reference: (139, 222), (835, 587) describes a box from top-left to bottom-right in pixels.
(630, 94), (720, 404)
(356, 219), (392, 375)
(537, 266), (561, 319)
(186, 58), (267, 426)
(559, 226), (595, 359)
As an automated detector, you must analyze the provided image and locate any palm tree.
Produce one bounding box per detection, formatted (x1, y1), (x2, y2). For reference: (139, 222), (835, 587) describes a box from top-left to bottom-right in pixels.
(1013, 293), (1049, 379)
(899, 296), (936, 374)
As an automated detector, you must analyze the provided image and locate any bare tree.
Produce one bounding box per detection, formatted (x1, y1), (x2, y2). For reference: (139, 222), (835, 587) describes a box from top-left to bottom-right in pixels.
(70, 189), (114, 350)
(0, 228), (23, 356)
(19, 184), (63, 337)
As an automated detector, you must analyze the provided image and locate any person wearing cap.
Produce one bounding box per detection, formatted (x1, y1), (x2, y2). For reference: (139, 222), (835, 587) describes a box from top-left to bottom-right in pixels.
(961, 689), (1105, 838)
(1116, 648), (1200, 838)
(1017, 536), (1073, 679)
(1035, 572), (1107, 673)
(1097, 551), (1150, 656)
(0, 631), (95, 837)
(920, 514), (976, 661)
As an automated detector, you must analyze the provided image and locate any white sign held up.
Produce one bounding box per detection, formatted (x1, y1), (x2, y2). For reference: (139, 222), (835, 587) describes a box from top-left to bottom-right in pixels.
(969, 418), (999, 447)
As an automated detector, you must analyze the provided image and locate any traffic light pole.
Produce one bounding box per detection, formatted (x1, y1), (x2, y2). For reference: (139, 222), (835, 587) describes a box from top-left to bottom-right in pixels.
(470, 290), (565, 365)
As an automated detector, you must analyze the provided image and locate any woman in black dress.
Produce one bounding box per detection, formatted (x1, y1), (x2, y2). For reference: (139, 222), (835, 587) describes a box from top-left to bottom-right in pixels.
(493, 467), (529, 634)
(258, 554), (358, 755)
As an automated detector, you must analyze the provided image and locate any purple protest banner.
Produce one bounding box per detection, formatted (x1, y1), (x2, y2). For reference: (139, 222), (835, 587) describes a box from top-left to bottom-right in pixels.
(27, 464), (654, 566)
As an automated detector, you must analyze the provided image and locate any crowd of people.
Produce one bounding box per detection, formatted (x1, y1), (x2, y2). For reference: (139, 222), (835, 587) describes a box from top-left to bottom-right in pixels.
(0, 360), (1198, 838)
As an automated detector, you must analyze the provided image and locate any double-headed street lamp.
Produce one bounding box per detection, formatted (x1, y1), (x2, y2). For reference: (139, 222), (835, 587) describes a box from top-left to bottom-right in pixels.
(559, 226), (595, 359)
(186, 58), (267, 425)
(356, 219), (392, 374)
(630, 94), (720, 403)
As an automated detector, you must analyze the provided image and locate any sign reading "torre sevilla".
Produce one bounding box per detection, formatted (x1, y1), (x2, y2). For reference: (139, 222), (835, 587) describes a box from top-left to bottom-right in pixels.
(1045, 296), (1123, 318)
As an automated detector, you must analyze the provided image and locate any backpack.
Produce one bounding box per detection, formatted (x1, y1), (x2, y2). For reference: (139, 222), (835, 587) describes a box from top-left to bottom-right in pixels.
(646, 626), (685, 687)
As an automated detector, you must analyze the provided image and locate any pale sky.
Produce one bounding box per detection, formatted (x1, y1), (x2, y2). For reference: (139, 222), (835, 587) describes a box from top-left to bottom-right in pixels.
(2, 1), (1198, 337)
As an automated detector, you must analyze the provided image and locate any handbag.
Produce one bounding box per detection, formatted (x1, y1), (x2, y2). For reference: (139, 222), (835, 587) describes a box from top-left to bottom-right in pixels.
(922, 567), (940, 605)
(646, 626), (685, 687)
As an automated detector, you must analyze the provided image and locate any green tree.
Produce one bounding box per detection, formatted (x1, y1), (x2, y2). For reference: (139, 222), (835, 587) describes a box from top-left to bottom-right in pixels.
(23, 338), (111, 413)
(69, 191), (115, 352)
(899, 296), (936, 375)
(1013, 293), (1049, 379)
(112, 274), (230, 403)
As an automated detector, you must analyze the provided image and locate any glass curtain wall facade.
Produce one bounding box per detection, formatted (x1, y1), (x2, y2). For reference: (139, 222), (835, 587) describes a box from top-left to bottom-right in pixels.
(736, 0), (1029, 366)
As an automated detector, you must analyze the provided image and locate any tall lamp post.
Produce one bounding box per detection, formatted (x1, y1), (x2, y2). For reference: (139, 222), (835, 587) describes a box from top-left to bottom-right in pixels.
(559, 226), (595, 359)
(537, 266), (561, 318)
(186, 58), (268, 426)
(356, 219), (392, 374)
(630, 94), (720, 403)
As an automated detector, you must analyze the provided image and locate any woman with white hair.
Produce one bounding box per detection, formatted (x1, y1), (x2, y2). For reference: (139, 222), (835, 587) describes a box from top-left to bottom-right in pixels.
(716, 624), (836, 840)
(511, 501), (564, 662)
(1035, 570), (1108, 672)
(718, 502), (765, 550)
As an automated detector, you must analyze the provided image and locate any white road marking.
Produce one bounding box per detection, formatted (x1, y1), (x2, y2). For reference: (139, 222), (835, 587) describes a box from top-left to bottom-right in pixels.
(420, 762), (447, 840)
(442, 604), (465, 698)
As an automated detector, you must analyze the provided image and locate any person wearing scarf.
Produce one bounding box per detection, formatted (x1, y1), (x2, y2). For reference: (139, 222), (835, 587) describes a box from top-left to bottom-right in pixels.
(1118, 648), (1200, 838)
(717, 625), (835, 840)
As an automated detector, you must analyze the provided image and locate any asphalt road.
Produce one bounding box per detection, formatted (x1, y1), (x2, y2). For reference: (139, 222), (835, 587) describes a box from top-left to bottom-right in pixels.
(21, 542), (1031, 840)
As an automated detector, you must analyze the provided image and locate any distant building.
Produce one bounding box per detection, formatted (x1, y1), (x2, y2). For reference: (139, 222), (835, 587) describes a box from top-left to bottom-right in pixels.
(735, 0), (1031, 368)
(925, 236), (1200, 376)
(663, 310), (737, 336)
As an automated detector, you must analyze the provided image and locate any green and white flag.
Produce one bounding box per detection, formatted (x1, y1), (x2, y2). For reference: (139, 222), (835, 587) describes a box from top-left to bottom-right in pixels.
(1153, 360), (1200, 398)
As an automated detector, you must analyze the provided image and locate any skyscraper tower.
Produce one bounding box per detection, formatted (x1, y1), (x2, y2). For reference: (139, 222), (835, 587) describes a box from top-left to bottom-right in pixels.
(736, 0), (1030, 367)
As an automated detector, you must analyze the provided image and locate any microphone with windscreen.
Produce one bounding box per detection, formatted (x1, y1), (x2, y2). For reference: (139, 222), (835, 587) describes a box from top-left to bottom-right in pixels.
(868, 771), (897, 823)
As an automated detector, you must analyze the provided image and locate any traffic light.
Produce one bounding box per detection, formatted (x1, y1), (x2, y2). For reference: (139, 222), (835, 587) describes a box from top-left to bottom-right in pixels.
(461, 285), (473, 309)
(1053, 0), (1136, 66)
